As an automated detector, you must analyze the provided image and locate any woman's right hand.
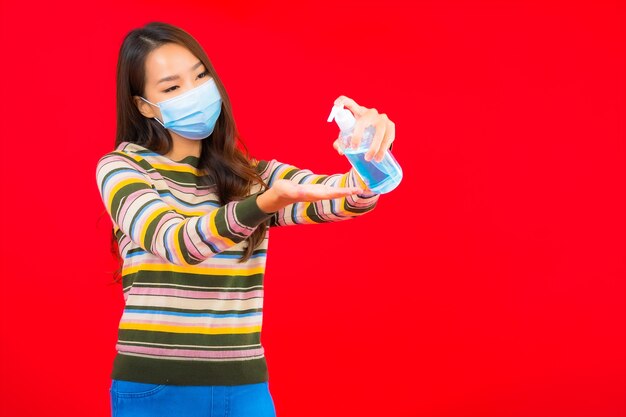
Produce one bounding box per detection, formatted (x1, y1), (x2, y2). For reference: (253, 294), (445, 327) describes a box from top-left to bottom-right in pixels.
(256, 179), (364, 214)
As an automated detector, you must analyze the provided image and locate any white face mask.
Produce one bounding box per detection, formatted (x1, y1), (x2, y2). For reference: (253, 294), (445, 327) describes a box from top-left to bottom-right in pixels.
(140, 78), (222, 140)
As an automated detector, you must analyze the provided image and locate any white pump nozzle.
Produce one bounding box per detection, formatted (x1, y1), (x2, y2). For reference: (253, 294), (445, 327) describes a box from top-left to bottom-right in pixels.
(327, 103), (356, 132)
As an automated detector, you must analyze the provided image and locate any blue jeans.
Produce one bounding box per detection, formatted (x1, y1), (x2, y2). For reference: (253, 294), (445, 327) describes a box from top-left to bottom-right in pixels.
(109, 379), (277, 417)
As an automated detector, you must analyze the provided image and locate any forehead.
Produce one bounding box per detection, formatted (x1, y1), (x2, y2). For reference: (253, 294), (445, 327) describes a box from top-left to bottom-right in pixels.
(144, 43), (201, 84)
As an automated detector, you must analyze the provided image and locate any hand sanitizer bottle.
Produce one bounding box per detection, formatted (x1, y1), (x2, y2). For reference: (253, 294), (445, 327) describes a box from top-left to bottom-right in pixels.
(327, 103), (402, 194)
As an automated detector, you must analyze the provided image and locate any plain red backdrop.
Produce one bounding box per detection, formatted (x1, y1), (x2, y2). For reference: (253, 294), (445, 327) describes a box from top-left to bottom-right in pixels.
(0, 1), (624, 416)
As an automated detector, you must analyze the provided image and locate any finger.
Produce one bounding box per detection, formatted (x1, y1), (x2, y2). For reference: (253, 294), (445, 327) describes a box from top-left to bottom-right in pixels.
(351, 108), (379, 149)
(333, 138), (344, 155)
(376, 120), (396, 160)
(324, 187), (363, 199)
(318, 184), (362, 197)
(301, 184), (362, 201)
(370, 115), (393, 162)
(365, 114), (388, 162)
(335, 96), (367, 117)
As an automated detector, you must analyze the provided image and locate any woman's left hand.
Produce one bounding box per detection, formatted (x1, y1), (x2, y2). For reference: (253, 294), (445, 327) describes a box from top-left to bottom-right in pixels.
(332, 95), (396, 162)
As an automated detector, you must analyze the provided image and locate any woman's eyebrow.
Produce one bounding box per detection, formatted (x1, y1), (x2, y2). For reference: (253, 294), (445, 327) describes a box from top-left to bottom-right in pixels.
(157, 61), (204, 84)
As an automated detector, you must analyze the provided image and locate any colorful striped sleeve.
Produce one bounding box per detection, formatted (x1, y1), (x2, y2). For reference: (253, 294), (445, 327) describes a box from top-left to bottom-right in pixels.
(96, 151), (273, 266)
(254, 159), (380, 227)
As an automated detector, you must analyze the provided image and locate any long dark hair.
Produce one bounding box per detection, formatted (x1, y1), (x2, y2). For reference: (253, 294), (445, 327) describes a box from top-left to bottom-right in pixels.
(101, 21), (269, 284)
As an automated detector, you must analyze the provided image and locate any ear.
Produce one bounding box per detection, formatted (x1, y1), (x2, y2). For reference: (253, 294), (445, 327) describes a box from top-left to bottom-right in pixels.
(133, 95), (157, 118)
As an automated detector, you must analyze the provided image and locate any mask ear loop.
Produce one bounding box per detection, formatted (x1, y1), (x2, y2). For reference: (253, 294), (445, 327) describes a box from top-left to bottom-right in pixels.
(139, 96), (166, 128)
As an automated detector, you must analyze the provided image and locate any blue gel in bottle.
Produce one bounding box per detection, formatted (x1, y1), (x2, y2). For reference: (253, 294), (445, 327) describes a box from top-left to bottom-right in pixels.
(327, 103), (402, 194)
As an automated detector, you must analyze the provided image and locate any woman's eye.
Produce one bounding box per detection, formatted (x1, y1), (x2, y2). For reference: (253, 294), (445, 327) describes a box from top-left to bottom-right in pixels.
(162, 71), (208, 93)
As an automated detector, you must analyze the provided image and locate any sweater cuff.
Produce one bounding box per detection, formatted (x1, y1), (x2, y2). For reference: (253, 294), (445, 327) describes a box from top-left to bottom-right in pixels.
(234, 190), (274, 228)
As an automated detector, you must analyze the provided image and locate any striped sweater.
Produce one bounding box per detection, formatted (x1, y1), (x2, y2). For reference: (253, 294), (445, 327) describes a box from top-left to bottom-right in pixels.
(95, 141), (380, 385)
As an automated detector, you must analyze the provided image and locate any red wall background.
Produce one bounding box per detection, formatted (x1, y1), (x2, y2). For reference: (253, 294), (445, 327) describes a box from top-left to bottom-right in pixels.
(1, 1), (624, 416)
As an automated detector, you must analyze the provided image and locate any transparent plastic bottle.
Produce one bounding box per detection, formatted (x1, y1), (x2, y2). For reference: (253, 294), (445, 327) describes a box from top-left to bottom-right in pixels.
(327, 103), (402, 194)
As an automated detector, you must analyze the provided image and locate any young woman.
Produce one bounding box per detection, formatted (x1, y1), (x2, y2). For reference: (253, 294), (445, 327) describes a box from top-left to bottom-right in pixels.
(96, 21), (396, 417)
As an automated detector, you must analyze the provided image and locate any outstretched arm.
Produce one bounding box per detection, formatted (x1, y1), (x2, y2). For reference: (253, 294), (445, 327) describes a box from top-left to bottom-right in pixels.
(255, 159), (380, 227)
(96, 151), (273, 266)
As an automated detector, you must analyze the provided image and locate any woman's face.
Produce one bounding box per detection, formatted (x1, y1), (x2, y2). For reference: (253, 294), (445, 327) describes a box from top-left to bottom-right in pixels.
(134, 42), (212, 122)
